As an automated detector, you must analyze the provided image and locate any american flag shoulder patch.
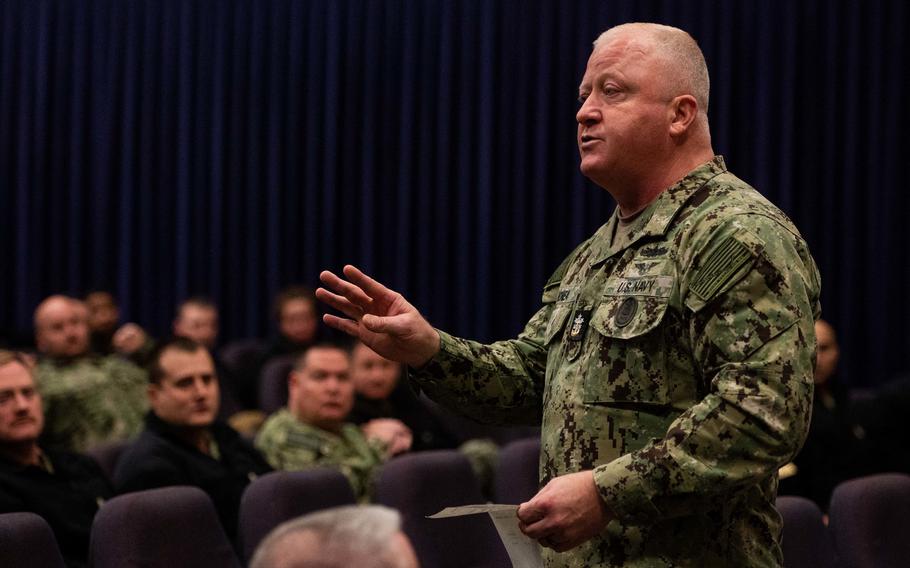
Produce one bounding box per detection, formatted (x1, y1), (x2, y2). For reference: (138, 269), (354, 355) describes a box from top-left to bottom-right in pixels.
(690, 236), (753, 301)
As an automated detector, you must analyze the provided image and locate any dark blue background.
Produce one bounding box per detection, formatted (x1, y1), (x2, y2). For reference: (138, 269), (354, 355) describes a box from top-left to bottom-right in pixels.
(2, 0), (908, 387)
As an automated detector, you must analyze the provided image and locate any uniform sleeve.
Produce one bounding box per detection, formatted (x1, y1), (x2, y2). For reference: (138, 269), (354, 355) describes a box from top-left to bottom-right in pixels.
(593, 216), (821, 523)
(408, 244), (589, 426)
(409, 314), (549, 426)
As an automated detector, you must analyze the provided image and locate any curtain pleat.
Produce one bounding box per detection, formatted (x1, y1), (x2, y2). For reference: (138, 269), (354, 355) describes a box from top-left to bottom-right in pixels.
(1, 0), (908, 387)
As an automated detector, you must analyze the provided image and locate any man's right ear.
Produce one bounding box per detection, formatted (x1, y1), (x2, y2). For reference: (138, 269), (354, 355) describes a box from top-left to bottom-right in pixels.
(668, 94), (699, 137)
(287, 370), (300, 393)
(147, 383), (159, 404)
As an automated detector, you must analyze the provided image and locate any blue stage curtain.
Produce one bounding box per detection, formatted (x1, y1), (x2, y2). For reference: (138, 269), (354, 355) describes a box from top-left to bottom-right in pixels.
(1, 0), (908, 386)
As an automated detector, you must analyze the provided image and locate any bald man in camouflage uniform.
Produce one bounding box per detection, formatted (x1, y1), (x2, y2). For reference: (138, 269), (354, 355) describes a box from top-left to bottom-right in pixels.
(34, 296), (147, 452)
(256, 345), (409, 501)
(317, 23), (820, 567)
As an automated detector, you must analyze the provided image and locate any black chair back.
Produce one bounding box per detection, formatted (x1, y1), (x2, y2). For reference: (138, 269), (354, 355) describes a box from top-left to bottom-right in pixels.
(238, 468), (357, 562)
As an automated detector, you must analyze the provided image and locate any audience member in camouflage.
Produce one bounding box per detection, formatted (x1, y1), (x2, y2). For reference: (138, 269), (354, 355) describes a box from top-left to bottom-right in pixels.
(33, 295), (147, 452)
(37, 356), (147, 452)
(256, 409), (385, 501)
(317, 23), (820, 568)
(255, 344), (410, 501)
(348, 340), (501, 497)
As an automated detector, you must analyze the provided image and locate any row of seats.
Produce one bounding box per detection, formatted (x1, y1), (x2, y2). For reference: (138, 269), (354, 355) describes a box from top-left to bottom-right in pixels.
(0, 447), (521, 568)
(779, 473), (910, 568)
(3, 438), (908, 567)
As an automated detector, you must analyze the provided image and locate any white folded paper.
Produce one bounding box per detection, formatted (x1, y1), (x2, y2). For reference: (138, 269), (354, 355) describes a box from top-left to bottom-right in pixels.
(428, 504), (543, 568)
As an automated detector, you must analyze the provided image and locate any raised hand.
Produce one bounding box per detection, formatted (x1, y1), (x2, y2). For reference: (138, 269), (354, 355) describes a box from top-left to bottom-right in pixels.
(316, 265), (440, 368)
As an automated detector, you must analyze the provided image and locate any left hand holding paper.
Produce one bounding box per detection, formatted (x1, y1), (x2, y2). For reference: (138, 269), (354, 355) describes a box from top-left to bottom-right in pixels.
(517, 470), (613, 552)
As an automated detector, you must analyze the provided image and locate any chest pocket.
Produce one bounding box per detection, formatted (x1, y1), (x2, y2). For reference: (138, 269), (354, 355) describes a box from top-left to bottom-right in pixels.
(544, 304), (572, 345)
(584, 276), (674, 405)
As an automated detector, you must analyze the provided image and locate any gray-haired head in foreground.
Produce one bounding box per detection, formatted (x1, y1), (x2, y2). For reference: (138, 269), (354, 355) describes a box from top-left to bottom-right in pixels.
(249, 505), (418, 568)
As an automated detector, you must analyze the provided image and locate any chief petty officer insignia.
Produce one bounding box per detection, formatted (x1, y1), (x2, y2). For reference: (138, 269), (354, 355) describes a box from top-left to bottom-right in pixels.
(566, 308), (591, 361)
(569, 311), (588, 341)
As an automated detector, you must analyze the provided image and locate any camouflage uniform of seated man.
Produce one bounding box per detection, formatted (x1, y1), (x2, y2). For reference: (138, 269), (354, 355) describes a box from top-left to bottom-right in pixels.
(317, 23), (821, 568)
(33, 295), (147, 452)
(256, 344), (411, 501)
(348, 341), (500, 496)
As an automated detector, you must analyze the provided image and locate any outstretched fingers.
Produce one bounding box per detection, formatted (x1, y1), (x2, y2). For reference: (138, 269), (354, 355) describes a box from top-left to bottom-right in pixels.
(319, 270), (374, 312)
(315, 286), (364, 321)
(322, 313), (362, 337)
(341, 265), (398, 307)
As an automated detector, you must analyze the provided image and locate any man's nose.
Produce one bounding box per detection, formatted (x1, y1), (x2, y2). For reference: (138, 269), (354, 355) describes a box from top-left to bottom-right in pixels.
(13, 392), (31, 410)
(576, 99), (600, 126)
(191, 378), (209, 396)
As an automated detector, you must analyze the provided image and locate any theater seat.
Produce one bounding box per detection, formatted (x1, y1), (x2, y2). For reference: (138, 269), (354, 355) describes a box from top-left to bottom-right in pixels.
(218, 339), (268, 410)
(0, 512), (66, 568)
(494, 437), (541, 505)
(775, 495), (835, 568)
(258, 355), (297, 414)
(218, 339), (267, 381)
(829, 473), (910, 568)
(85, 439), (130, 484)
(89, 486), (240, 568)
(375, 450), (510, 568)
(238, 468), (357, 562)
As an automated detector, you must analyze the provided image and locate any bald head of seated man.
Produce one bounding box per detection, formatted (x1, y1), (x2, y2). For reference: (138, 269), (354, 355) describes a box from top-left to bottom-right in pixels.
(34, 295), (91, 361)
(31, 295), (149, 452)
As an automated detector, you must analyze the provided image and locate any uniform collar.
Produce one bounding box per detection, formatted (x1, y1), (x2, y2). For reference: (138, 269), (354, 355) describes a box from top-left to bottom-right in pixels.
(590, 156), (727, 266)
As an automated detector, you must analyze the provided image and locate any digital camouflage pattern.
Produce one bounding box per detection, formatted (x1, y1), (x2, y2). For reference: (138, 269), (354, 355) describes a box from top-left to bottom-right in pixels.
(255, 409), (385, 501)
(36, 355), (148, 452)
(412, 157), (821, 567)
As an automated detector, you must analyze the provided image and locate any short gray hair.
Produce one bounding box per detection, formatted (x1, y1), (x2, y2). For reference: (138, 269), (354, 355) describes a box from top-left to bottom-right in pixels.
(593, 22), (710, 115)
(249, 505), (408, 568)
